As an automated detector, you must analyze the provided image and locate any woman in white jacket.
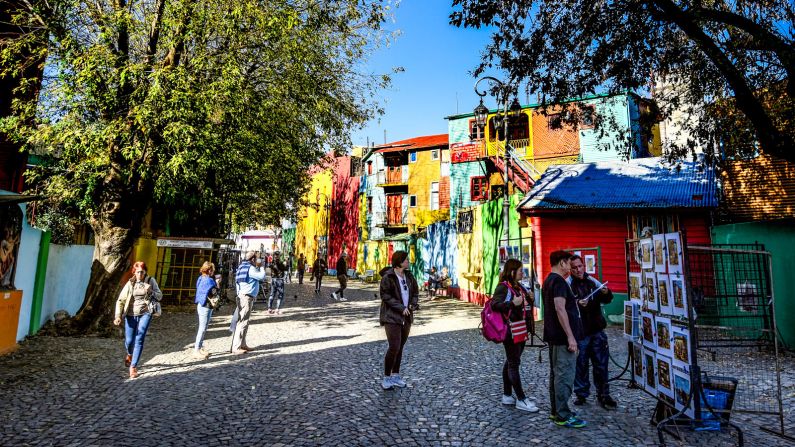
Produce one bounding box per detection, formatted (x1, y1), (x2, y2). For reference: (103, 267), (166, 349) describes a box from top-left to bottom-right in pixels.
(113, 261), (162, 378)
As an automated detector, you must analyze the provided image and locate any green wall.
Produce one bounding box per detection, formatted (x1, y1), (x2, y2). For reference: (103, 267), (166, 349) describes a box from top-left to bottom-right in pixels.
(711, 221), (795, 349)
(481, 193), (524, 295)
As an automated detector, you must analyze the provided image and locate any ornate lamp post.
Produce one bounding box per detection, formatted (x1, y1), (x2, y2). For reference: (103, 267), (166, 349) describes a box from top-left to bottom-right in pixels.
(473, 76), (522, 253)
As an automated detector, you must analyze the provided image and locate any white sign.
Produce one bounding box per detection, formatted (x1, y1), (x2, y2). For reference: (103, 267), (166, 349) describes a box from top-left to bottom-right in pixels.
(156, 239), (213, 249)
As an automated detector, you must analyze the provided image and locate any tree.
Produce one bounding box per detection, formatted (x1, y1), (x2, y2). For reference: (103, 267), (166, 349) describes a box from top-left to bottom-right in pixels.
(450, 0), (795, 163)
(1, 0), (393, 333)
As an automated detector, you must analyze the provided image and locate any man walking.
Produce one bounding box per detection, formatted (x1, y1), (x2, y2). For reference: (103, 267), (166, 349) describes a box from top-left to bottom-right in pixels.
(231, 251), (266, 355)
(569, 255), (617, 409)
(297, 253), (306, 284)
(543, 250), (587, 428)
(268, 251), (288, 314)
(332, 252), (349, 301)
(312, 257), (327, 294)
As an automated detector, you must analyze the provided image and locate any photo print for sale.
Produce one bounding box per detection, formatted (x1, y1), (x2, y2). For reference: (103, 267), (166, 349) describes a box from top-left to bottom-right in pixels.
(641, 311), (655, 346)
(643, 272), (658, 312)
(673, 369), (694, 418)
(640, 238), (653, 270)
(665, 233), (683, 274)
(629, 272), (642, 303)
(656, 355), (674, 399)
(672, 326), (691, 370)
(657, 274), (673, 315)
(671, 275), (688, 318)
(653, 234), (666, 273)
(633, 343), (644, 384)
(624, 301), (640, 340)
(655, 316), (673, 358)
(644, 349), (657, 394)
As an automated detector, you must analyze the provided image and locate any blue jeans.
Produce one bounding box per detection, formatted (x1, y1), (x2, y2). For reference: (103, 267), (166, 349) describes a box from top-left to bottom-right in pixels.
(269, 278), (285, 310)
(195, 304), (213, 351)
(124, 313), (152, 367)
(574, 331), (611, 399)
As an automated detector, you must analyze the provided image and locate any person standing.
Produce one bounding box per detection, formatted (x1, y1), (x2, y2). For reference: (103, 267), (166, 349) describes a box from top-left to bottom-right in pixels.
(268, 251), (287, 314)
(297, 254), (306, 284)
(194, 261), (219, 360)
(113, 261), (163, 379)
(231, 251), (266, 354)
(312, 257), (327, 294)
(491, 259), (539, 412)
(379, 251), (419, 390)
(285, 252), (294, 284)
(332, 252), (349, 301)
(569, 255), (617, 409)
(543, 250), (587, 428)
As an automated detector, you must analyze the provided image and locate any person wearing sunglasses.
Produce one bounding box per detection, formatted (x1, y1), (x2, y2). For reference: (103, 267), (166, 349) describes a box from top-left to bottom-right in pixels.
(113, 261), (162, 379)
(378, 250), (419, 390)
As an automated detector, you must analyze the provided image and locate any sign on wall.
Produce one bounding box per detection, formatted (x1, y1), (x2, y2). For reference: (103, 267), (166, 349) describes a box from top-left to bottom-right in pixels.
(457, 210), (473, 234)
(156, 239), (213, 249)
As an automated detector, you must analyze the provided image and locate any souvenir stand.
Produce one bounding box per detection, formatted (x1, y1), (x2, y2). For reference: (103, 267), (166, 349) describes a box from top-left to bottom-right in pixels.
(623, 231), (744, 445)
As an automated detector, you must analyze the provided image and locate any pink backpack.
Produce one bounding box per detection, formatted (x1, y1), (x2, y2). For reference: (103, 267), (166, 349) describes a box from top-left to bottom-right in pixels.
(481, 300), (507, 343)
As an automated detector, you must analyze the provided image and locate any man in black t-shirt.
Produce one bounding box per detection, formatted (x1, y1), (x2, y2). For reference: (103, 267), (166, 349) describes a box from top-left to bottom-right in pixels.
(542, 250), (587, 428)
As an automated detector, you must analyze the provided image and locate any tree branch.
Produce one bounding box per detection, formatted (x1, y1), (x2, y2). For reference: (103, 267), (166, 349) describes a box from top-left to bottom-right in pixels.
(145, 0), (166, 67)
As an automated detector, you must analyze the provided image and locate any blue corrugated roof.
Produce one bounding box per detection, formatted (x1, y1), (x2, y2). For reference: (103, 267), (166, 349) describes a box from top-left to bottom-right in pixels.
(517, 157), (717, 211)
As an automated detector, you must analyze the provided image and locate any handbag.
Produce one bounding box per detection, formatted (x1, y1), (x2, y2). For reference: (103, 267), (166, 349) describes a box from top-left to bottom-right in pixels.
(146, 277), (162, 317)
(509, 318), (528, 343)
(206, 287), (221, 309)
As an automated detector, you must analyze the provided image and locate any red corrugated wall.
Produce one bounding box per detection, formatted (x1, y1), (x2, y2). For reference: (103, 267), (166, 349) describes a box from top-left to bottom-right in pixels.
(532, 215), (629, 292)
(328, 156), (360, 269)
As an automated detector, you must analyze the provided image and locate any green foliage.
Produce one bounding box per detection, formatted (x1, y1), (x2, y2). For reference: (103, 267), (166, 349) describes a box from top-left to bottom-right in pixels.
(451, 0), (795, 163)
(2, 0), (395, 234)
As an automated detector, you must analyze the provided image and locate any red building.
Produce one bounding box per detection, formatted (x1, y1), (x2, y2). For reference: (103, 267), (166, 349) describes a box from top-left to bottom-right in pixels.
(519, 157), (717, 311)
(328, 154), (361, 271)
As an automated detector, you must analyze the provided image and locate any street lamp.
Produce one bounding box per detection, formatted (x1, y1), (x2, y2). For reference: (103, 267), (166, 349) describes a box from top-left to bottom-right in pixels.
(473, 76), (522, 253)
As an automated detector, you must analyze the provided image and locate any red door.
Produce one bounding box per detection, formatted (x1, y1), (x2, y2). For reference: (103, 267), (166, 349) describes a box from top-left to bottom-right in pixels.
(387, 194), (402, 224)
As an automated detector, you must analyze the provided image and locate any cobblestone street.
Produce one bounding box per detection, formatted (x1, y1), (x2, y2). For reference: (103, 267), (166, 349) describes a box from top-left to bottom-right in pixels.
(1, 280), (793, 446)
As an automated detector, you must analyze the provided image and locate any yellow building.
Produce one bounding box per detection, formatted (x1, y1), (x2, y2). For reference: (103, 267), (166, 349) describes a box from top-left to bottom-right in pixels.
(293, 168), (333, 266)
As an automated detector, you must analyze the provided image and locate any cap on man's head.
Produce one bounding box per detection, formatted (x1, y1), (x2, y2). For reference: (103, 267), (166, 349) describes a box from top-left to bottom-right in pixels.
(245, 251), (257, 261)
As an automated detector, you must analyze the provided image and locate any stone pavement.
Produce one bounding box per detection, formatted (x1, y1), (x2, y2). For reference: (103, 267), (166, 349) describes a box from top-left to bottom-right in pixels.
(1, 279), (793, 446)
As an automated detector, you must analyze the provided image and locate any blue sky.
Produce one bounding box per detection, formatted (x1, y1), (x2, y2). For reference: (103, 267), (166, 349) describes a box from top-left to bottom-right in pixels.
(351, 2), (498, 147)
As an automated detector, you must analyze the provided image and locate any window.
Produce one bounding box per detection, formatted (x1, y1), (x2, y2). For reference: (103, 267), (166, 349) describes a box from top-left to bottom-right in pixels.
(409, 152), (417, 163)
(469, 119), (485, 140)
(581, 106), (596, 128)
(470, 176), (488, 201)
(367, 197), (372, 213)
(409, 195), (417, 207)
(367, 161), (373, 175)
(431, 149), (439, 160)
(430, 182), (439, 210)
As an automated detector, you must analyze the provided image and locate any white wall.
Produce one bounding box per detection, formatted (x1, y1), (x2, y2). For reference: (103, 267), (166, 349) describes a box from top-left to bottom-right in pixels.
(15, 204), (43, 341)
(40, 244), (93, 327)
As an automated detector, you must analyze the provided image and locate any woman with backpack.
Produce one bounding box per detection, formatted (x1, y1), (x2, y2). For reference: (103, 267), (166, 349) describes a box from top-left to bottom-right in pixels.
(378, 250), (419, 390)
(194, 261), (220, 359)
(491, 258), (539, 412)
(113, 261), (163, 379)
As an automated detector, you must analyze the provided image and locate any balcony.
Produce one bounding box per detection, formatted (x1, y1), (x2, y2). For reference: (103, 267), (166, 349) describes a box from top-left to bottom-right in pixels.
(375, 168), (408, 189)
(486, 137), (530, 157)
(374, 211), (408, 227)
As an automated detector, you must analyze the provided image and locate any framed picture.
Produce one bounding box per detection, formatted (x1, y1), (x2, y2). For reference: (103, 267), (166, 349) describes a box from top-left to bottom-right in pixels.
(653, 234), (667, 273)
(641, 311), (655, 346)
(665, 233), (683, 274)
(585, 254), (596, 274)
(671, 274), (688, 318)
(643, 272), (658, 312)
(499, 246), (508, 263)
(629, 272), (642, 303)
(673, 368), (695, 418)
(657, 274), (673, 315)
(643, 349), (657, 394)
(655, 316), (673, 358)
(672, 326), (691, 369)
(521, 244), (531, 263)
(624, 301), (640, 340)
(633, 342), (644, 385)
(656, 355), (675, 399)
(640, 238), (653, 270)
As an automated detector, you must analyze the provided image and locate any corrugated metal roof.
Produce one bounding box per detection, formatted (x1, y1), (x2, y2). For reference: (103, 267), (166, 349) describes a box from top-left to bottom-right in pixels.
(374, 134), (448, 152)
(517, 157), (717, 212)
(721, 154), (795, 222)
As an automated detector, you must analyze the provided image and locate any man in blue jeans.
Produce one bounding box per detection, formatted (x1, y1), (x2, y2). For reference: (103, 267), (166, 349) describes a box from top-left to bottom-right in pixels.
(569, 255), (617, 410)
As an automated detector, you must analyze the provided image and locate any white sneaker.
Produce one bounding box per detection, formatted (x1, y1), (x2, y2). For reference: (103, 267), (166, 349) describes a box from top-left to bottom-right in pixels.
(331, 292), (338, 301)
(501, 395), (516, 405)
(381, 377), (394, 390)
(391, 374), (407, 388)
(339, 296), (348, 302)
(516, 398), (540, 413)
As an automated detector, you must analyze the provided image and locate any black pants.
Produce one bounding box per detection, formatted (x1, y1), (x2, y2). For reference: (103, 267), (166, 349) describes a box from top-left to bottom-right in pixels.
(502, 338), (527, 400)
(298, 270), (304, 284)
(384, 322), (412, 376)
(335, 275), (348, 298)
(314, 274), (323, 291)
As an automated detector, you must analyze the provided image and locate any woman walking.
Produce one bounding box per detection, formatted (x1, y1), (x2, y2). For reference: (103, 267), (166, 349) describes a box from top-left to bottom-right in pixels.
(114, 261), (163, 379)
(491, 259), (539, 412)
(379, 251), (419, 390)
(194, 261), (219, 359)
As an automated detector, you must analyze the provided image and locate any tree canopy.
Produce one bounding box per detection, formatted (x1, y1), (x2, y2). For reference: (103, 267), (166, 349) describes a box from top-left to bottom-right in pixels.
(450, 0), (795, 163)
(0, 0), (393, 332)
